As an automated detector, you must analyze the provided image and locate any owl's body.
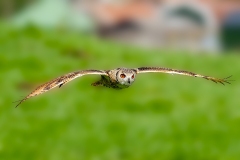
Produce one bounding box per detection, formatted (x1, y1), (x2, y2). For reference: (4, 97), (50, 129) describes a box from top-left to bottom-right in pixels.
(15, 67), (232, 107)
(92, 75), (129, 89)
(92, 68), (136, 89)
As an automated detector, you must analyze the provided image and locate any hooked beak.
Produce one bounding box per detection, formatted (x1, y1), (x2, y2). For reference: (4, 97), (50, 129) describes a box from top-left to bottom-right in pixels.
(128, 78), (131, 84)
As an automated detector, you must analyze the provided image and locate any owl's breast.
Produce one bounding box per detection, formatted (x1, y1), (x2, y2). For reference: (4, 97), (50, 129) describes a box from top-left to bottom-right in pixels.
(114, 83), (130, 89)
(101, 75), (130, 89)
(102, 81), (129, 89)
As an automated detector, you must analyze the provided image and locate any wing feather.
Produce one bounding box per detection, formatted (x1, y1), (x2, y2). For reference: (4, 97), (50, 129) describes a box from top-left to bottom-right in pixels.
(15, 70), (107, 107)
(137, 67), (232, 85)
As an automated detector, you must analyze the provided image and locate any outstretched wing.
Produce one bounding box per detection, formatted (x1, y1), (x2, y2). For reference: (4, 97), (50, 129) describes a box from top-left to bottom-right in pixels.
(15, 70), (108, 107)
(137, 67), (232, 85)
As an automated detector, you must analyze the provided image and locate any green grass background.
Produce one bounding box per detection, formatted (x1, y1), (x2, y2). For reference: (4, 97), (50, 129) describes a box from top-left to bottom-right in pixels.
(0, 25), (239, 160)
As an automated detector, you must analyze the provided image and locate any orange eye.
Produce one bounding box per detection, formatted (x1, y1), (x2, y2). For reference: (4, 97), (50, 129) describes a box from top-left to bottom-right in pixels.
(131, 75), (134, 79)
(120, 74), (126, 78)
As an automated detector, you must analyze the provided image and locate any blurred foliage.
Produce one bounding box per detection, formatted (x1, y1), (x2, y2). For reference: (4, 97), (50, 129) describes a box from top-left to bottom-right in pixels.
(0, 24), (239, 160)
(221, 26), (240, 50)
(0, 0), (35, 18)
(11, 0), (94, 31)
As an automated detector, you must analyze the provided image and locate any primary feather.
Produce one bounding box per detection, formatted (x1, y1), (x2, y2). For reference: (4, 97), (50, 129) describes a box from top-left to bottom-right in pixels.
(137, 67), (232, 85)
(15, 70), (107, 107)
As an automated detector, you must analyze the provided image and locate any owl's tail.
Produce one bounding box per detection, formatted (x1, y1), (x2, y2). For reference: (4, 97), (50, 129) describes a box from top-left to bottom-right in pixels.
(91, 80), (103, 87)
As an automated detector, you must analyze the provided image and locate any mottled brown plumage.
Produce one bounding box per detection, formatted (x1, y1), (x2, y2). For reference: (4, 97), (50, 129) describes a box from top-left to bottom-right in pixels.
(15, 67), (232, 107)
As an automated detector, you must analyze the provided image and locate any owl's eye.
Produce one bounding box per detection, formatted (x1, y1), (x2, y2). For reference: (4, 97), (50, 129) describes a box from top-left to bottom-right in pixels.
(131, 75), (134, 79)
(120, 74), (126, 78)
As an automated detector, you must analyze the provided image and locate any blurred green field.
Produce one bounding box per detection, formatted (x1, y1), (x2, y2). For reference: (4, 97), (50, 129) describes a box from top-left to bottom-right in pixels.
(0, 25), (240, 160)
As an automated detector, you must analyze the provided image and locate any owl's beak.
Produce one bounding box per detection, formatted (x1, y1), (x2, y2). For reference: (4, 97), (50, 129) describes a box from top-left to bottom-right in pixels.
(128, 78), (130, 84)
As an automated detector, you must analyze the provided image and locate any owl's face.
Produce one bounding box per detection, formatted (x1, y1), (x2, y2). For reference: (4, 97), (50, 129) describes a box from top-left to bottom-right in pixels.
(117, 69), (136, 86)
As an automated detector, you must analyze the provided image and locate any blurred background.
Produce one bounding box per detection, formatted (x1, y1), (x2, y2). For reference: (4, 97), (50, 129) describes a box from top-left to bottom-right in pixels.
(0, 0), (240, 159)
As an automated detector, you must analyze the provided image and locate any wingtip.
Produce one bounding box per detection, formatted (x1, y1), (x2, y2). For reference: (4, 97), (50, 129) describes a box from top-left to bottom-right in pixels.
(15, 104), (20, 108)
(13, 99), (26, 108)
(224, 75), (233, 79)
(222, 75), (234, 85)
(14, 101), (22, 108)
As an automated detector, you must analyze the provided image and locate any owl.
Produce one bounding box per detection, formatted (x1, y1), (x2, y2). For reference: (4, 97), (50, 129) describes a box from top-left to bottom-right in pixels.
(15, 67), (232, 107)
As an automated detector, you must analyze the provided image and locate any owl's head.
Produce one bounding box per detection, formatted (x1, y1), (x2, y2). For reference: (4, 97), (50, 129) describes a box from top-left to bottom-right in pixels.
(117, 68), (136, 86)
